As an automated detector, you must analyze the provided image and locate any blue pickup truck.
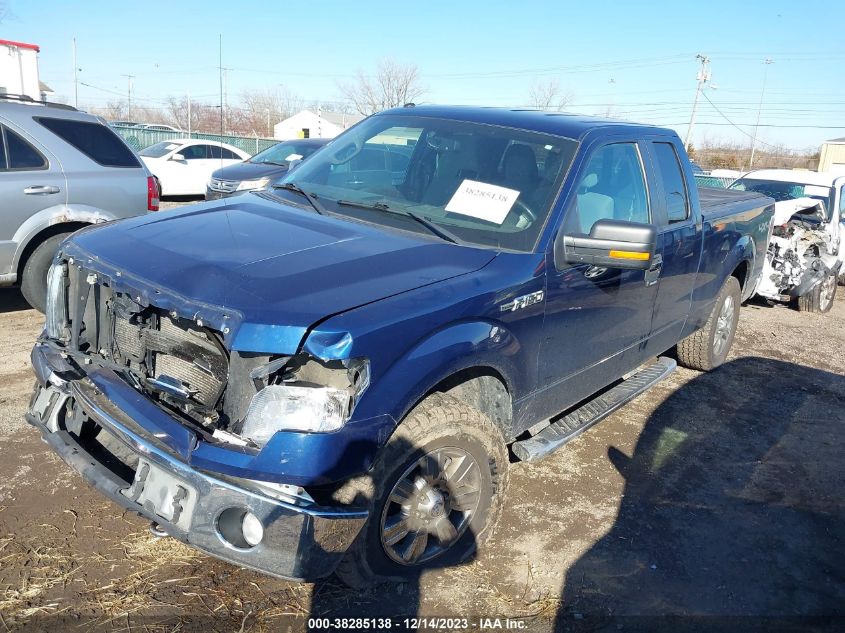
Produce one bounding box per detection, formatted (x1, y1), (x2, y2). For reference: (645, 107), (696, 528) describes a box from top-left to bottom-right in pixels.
(27, 106), (774, 585)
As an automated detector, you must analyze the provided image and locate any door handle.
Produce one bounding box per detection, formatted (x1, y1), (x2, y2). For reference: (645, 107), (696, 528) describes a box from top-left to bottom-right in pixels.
(645, 253), (663, 286)
(24, 185), (60, 195)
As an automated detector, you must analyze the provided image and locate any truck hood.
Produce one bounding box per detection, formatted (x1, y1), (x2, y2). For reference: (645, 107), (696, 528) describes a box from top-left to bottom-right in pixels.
(68, 195), (497, 348)
(210, 161), (288, 181)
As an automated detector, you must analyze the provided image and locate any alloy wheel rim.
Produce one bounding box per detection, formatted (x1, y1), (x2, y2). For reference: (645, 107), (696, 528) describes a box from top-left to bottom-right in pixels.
(380, 446), (482, 566)
(713, 295), (735, 357)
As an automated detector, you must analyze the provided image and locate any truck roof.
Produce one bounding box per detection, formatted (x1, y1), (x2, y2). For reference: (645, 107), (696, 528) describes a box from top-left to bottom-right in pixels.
(378, 105), (677, 141)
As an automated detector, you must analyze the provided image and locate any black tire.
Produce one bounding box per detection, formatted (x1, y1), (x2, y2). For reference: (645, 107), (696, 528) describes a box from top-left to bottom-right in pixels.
(797, 273), (837, 313)
(332, 393), (509, 587)
(676, 276), (741, 371)
(838, 273), (845, 287)
(20, 233), (70, 313)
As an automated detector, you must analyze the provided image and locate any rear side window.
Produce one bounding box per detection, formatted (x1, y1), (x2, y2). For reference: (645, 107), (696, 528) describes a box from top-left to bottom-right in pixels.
(652, 142), (690, 223)
(181, 144), (211, 160)
(208, 145), (237, 159)
(36, 117), (141, 168)
(1, 127), (47, 170)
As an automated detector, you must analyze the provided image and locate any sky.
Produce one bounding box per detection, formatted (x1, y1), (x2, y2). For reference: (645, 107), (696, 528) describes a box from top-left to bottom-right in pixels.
(3, 0), (845, 151)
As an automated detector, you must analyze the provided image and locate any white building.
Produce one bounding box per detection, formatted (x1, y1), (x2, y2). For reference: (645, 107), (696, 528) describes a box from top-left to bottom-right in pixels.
(0, 39), (46, 101)
(818, 138), (845, 175)
(274, 109), (364, 141)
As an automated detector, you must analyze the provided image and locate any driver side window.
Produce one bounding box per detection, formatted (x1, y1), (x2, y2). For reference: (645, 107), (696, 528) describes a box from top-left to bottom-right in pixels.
(564, 143), (650, 234)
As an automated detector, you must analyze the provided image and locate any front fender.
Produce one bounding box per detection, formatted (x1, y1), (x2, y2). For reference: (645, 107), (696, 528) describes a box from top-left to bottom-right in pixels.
(352, 319), (526, 435)
(13, 204), (120, 270)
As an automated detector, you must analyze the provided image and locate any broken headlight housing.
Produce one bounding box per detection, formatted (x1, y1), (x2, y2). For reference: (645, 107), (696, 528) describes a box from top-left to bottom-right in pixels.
(45, 262), (67, 340)
(240, 357), (370, 446)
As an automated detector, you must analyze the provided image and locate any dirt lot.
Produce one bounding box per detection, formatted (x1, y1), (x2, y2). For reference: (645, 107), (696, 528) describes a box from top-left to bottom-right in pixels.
(0, 232), (843, 630)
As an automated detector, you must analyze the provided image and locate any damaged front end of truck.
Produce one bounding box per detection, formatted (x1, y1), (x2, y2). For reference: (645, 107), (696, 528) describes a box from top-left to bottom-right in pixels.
(755, 197), (841, 309)
(26, 243), (387, 581)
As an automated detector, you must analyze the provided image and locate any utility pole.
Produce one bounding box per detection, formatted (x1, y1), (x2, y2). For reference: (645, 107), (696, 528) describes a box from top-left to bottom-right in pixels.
(121, 73), (135, 120)
(749, 58), (774, 168)
(218, 35), (224, 139)
(684, 54), (710, 151)
(72, 38), (79, 108)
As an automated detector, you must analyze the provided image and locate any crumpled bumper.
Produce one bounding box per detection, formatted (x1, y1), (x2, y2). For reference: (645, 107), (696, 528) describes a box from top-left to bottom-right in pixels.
(26, 346), (368, 581)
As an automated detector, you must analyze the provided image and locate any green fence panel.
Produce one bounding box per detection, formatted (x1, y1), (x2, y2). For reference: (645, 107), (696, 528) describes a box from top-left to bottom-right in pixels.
(693, 174), (734, 189)
(114, 126), (278, 156)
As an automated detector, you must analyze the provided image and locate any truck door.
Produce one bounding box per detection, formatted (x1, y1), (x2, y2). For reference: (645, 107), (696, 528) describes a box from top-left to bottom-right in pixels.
(536, 140), (660, 421)
(645, 140), (703, 353)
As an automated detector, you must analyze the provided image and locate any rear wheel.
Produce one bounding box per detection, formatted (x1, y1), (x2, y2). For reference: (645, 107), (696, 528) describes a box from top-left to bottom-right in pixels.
(332, 393), (508, 587)
(797, 273), (837, 313)
(20, 233), (70, 313)
(676, 276), (741, 371)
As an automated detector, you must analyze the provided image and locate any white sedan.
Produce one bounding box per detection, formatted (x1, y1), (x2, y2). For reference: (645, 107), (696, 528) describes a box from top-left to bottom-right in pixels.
(139, 140), (250, 196)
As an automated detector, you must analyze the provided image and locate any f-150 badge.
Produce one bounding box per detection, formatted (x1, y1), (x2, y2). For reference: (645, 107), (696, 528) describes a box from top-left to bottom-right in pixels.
(500, 290), (544, 312)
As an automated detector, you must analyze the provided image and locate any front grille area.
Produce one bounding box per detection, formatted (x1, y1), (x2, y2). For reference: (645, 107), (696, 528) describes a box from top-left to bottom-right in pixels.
(209, 178), (238, 193)
(67, 271), (229, 424)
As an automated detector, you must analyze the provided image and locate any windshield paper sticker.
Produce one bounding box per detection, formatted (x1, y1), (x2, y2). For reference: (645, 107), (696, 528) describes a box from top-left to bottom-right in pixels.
(445, 180), (520, 225)
(804, 185), (829, 197)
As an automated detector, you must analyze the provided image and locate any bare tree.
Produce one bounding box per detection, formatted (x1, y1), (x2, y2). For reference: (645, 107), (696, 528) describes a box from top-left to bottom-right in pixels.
(338, 58), (426, 116)
(527, 79), (570, 111)
(88, 100), (129, 121)
(235, 87), (303, 136)
(165, 96), (221, 133)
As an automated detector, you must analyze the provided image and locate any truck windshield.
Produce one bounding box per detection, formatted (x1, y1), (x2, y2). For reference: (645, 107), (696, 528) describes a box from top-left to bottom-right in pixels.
(729, 178), (835, 220)
(278, 114), (578, 252)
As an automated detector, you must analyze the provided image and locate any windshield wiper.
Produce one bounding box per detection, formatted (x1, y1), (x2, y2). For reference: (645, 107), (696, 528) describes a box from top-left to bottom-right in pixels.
(335, 199), (463, 245)
(260, 160), (289, 167)
(271, 182), (326, 215)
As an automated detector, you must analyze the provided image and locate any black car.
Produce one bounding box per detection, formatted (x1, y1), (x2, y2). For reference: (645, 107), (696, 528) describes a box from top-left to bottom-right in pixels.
(205, 138), (330, 199)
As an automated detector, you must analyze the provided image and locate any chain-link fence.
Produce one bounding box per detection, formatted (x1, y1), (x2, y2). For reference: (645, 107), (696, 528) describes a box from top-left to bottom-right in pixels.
(114, 126), (278, 156)
(694, 174), (735, 189)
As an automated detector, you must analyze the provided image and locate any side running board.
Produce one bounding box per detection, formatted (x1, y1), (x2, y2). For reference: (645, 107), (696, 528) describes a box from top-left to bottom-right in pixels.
(512, 357), (676, 461)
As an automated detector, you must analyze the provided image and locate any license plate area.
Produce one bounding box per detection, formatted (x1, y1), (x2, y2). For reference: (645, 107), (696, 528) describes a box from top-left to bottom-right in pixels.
(121, 459), (198, 531)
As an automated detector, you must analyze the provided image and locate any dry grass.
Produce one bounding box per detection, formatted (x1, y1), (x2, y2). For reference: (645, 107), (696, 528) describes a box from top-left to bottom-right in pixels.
(0, 534), (79, 619)
(0, 524), (316, 631)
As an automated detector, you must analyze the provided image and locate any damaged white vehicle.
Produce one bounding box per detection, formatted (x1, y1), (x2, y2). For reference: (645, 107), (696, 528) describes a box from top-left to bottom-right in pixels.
(729, 170), (845, 313)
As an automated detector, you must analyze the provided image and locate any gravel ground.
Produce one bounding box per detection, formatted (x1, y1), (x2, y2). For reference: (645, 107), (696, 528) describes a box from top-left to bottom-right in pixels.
(0, 212), (842, 630)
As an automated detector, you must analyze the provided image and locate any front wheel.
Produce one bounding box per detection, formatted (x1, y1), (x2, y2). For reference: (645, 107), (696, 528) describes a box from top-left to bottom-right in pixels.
(20, 233), (71, 313)
(332, 393), (509, 587)
(797, 273), (837, 313)
(676, 276), (741, 371)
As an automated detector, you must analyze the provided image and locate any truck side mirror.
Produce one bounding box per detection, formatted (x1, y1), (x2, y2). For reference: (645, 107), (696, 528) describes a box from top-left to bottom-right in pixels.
(556, 219), (657, 271)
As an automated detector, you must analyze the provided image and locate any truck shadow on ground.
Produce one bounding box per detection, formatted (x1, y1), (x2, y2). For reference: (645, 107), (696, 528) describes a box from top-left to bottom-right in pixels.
(557, 356), (845, 632)
(0, 288), (32, 314)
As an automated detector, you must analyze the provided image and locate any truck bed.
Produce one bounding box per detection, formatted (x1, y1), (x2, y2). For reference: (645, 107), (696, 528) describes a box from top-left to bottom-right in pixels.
(698, 187), (772, 220)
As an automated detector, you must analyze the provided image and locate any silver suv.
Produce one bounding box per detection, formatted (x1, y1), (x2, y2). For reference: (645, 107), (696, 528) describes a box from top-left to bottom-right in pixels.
(0, 95), (158, 311)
